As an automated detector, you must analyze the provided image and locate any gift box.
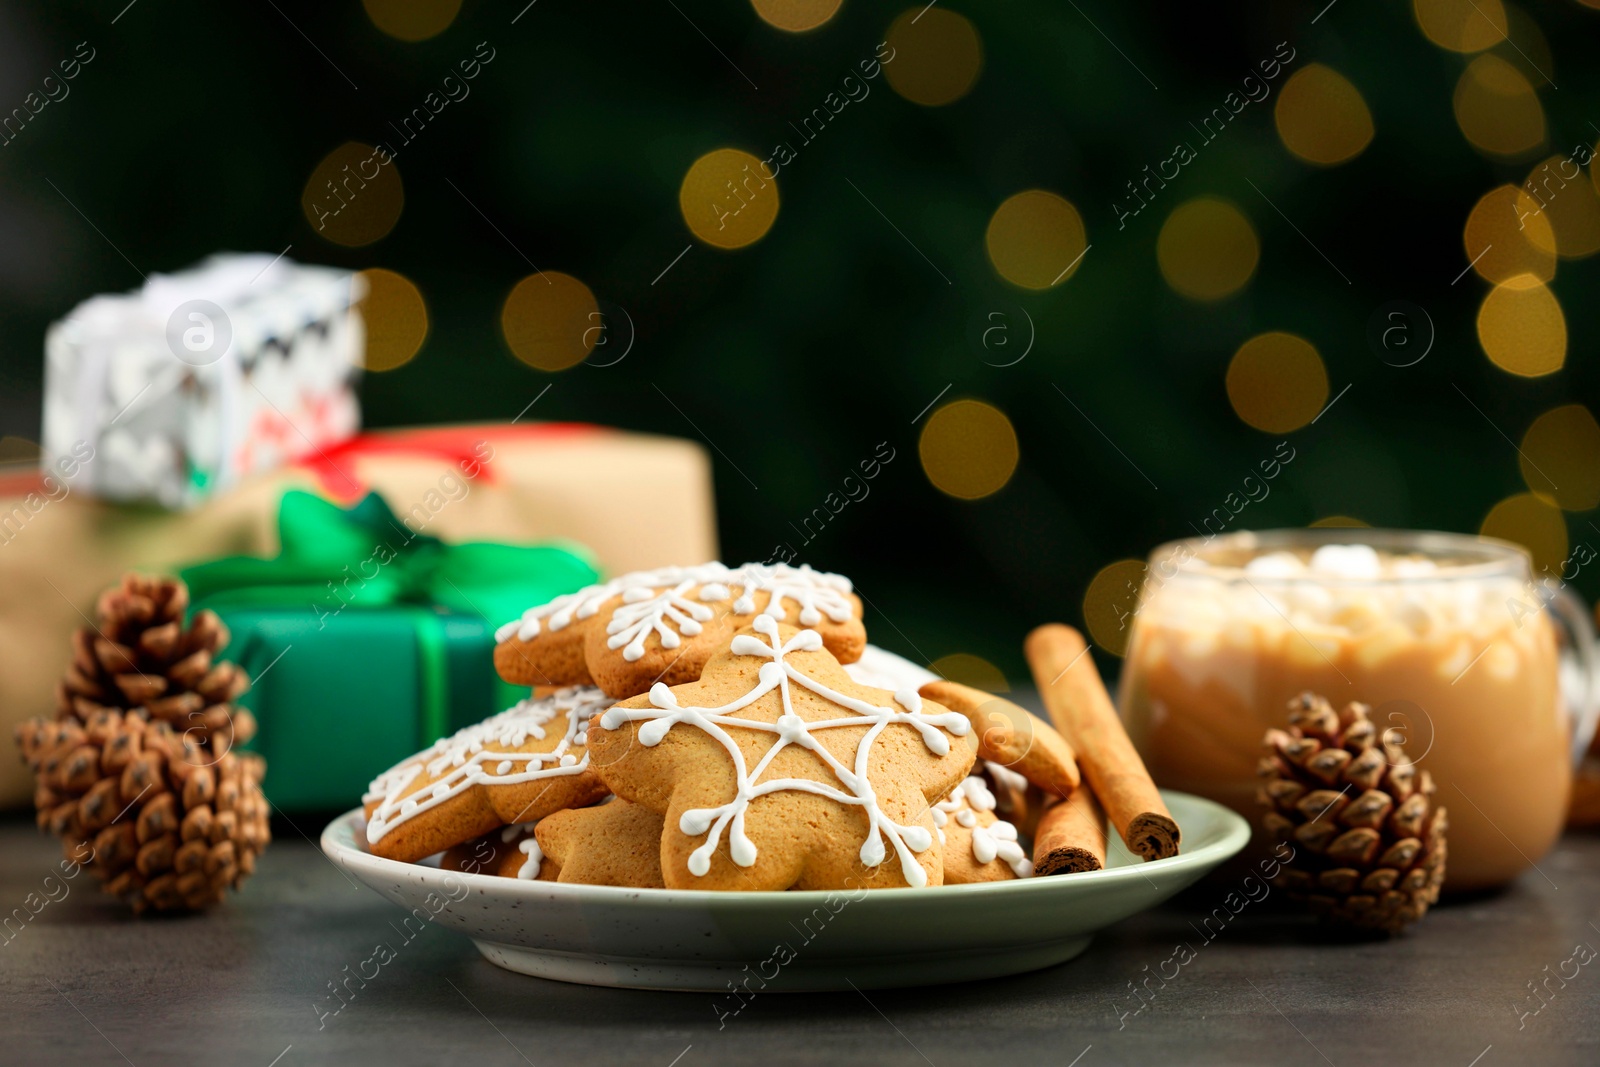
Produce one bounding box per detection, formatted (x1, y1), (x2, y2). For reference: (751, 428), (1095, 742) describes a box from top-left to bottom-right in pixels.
(181, 490), (600, 809)
(0, 422), (717, 809)
(42, 252), (364, 508)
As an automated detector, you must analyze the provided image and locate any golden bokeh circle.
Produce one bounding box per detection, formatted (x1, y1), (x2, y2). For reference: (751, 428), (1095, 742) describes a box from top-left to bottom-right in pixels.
(750, 0), (843, 32)
(1453, 54), (1545, 159)
(1226, 332), (1330, 434)
(1156, 197), (1259, 302)
(1521, 155), (1600, 259)
(363, 0), (461, 41)
(1481, 493), (1568, 576)
(500, 272), (600, 372)
(919, 399), (1019, 501)
(927, 653), (1010, 694)
(883, 8), (983, 107)
(301, 142), (404, 248)
(1476, 277), (1566, 377)
(985, 190), (1087, 290)
(1519, 404), (1600, 511)
(1463, 185), (1556, 288)
(1273, 64), (1375, 166)
(679, 148), (780, 250)
(356, 269), (428, 372)
(1309, 516), (1372, 528)
(1083, 559), (1148, 657)
(1412, 0), (1508, 52)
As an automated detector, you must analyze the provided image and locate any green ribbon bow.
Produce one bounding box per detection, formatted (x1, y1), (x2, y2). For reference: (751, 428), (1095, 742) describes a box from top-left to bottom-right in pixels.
(180, 489), (600, 741)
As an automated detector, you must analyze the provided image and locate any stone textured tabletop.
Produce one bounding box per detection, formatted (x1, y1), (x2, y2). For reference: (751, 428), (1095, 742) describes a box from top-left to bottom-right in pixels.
(4, 810), (1598, 1067)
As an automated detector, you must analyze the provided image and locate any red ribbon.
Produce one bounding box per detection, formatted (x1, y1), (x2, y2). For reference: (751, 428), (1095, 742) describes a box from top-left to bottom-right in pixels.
(296, 422), (599, 502)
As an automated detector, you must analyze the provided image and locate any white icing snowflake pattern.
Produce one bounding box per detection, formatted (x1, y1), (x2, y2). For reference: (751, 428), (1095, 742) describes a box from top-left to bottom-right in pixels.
(598, 614), (970, 887)
(933, 776), (1033, 878)
(494, 562), (858, 663)
(363, 686), (612, 846)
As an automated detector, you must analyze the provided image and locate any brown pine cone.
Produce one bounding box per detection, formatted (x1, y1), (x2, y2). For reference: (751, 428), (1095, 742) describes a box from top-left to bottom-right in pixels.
(1257, 692), (1447, 934)
(58, 573), (254, 758)
(17, 708), (271, 913)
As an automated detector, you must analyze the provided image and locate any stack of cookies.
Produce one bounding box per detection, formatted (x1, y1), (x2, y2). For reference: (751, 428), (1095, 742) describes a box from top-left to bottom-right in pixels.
(361, 562), (1094, 891)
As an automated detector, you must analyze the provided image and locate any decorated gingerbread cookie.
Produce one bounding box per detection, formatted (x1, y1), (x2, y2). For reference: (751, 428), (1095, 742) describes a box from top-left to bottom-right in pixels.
(441, 822), (554, 881)
(588, 615), (975, 891)
(534, 799), (666, 888)
(936, 776), (1033, 883)
(494, 563), (866, 698)
(362, 687), (613, 863)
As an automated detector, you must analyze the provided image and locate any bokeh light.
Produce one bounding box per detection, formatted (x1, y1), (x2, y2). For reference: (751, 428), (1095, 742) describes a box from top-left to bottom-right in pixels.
(363, 0), (461, 41)
(1412, 0), (1508, 52)
(1453, 54), (1545, 159)
(301, 142), (404, 248)
(1463, 184), (1556, 287)
(883, 8), (983, 107)
(927, 653), (1009, 694)
(1521, 155), (1600, 259)
(1480, 492), (1568, 575)
(985, 190), (1087, 290)
(1519, 404), (1600, 511)
(1310, 516), (1372, 528)
(919, 399), (1019, 500)
(500, 272), (599, 372)
(750, 0), (843, 32)
(1273, 64), (1374, 166)
(1156, 197), (1259, 301)
(1226, 332), (1330, 434)
(356, 268), (428, 372)
(1498, 5), (1556, 88)
(679, 148), (780, 250)
(1083, 559), (1148, 657)
(1476, 277), (1566, 377)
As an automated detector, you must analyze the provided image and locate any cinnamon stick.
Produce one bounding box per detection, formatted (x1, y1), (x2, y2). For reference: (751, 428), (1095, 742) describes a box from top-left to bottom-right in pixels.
(1024, 624), (1180, 861)
(918, 680), (1081, 798)
(1032, 784), (1106, 875)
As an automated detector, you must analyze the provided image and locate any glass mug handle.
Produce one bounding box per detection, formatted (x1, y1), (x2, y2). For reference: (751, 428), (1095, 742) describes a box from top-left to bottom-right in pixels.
(1549, 586), (1600, 768)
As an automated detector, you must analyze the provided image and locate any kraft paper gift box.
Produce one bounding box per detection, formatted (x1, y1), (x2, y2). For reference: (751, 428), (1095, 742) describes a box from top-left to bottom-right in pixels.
(179, 490), (601, 810)
(0, 423), (718, 808)
(41, 252), (364, 508)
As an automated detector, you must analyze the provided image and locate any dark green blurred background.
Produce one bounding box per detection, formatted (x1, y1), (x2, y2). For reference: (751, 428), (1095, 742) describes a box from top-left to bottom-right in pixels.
(2, 1), (1597, 682)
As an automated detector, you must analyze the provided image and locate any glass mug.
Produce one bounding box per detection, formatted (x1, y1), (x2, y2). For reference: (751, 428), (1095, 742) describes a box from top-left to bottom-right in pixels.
(1118, 529), (1599, 890)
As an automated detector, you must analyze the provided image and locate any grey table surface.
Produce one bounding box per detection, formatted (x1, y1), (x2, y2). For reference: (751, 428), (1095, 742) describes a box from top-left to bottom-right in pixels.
(4, 812), (1599, 1067)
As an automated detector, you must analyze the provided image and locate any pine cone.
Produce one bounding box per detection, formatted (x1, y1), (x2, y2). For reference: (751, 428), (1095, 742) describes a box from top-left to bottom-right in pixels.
(1257, 692), (1447, 934)
(17, 708), (270, 913)
(58, 573), (254, 758)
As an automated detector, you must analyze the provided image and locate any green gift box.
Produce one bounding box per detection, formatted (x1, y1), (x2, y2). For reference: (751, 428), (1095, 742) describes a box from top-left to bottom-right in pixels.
(180, 489), (600, 810)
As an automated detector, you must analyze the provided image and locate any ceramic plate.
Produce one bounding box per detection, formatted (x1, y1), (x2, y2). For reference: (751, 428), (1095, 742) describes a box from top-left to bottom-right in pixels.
(321, 790), (1247, 992)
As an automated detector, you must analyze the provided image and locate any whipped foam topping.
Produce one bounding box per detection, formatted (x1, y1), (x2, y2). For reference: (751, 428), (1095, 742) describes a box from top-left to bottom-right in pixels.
(1152, 544), (1531, 639)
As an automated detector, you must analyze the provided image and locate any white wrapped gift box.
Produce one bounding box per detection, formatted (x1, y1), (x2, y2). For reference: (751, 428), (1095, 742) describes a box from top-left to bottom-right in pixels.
(43, 252), (365, 508)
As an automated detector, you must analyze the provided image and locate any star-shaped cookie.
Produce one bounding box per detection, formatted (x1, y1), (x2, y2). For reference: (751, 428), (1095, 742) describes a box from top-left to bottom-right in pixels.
(494, 562), (866, 698)
(588, 615), (975, 890)
(936, 776), (1033, 883)
(534, 799), (666, 888)
(362, 687), (613, 863)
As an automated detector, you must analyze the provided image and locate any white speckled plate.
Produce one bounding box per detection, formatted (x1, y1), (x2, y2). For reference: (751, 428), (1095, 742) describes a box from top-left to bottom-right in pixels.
(320, 789), (1247, 992)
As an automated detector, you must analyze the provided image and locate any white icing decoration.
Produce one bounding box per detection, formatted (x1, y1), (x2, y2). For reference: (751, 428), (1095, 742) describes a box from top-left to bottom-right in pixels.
(606, 578), (716, 661)
(363, 687), (612, 845)
(494, 562), (858, 657)
(984, 760), (1030, 795)
(597, 614), (968, 887)
(516, 837), (543, 880)
(933, 776), (1033, 878)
